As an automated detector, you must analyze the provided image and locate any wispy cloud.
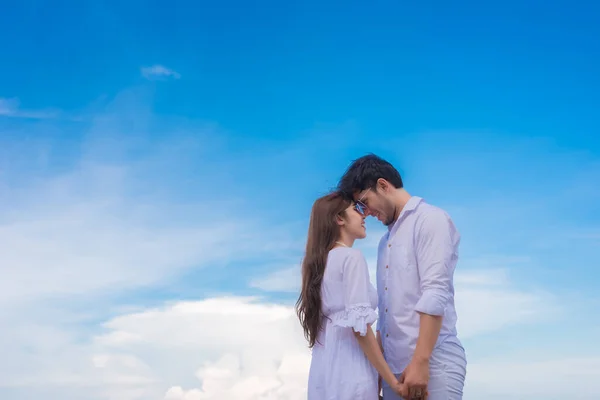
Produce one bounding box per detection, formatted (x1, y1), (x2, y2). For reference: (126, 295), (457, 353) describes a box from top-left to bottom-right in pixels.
(0, 97), (60, 119)
(250, 263), (556, 339)
(0, 140), (282, 306)
(466, 357), (600, 399)
(141, 65), (181, 80)
(2, 85), (598, 399)
(249, 266), (299, 292)
(567, 229), (600, 242)
(0, 89), (301, 399)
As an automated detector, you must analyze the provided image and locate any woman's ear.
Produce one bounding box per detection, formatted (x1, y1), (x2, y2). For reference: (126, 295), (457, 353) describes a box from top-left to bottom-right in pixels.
(335, 214), (345, 226)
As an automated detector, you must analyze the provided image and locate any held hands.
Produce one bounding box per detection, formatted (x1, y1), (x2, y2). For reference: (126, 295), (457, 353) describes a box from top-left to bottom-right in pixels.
(399, 356), (429, 399)
(389, 379), (407, 398)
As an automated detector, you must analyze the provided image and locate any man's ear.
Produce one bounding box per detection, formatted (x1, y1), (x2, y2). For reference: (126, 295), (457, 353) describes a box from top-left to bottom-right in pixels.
(377, 178), (389, 193)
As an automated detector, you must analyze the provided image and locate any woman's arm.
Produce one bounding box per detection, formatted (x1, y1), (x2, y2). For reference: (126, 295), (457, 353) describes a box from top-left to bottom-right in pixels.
(338, 252), (404, 395)
(355, 326), (402, 392)
(376, 330), (384, 393)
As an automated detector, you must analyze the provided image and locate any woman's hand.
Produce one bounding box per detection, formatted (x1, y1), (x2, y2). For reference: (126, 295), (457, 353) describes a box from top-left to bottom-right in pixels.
(391, 380), (408, 398)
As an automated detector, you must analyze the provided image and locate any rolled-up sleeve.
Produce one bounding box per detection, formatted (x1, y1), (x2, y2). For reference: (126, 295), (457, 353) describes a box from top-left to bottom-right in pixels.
(414, 210), (458, 316)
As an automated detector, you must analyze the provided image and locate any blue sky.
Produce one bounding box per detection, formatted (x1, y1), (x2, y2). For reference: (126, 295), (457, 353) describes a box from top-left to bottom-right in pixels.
(1, 1), (599, 399)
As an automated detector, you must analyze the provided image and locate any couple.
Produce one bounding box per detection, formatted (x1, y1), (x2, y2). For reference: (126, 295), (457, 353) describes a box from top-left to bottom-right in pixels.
(296, 154), (467, 400)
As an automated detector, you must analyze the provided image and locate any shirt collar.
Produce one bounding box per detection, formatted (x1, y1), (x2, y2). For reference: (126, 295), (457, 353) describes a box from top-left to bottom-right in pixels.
(387, 196), (423, 231)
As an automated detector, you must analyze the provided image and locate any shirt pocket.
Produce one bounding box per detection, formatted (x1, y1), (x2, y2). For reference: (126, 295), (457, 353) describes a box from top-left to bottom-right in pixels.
(389, 242), (412, 272)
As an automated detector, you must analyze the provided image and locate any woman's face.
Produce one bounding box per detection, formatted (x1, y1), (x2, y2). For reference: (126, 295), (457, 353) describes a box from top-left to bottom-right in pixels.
(339, 203), (367, 239)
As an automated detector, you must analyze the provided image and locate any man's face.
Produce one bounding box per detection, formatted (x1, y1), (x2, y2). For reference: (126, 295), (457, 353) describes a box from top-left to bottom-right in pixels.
(355, 186), (396, 226)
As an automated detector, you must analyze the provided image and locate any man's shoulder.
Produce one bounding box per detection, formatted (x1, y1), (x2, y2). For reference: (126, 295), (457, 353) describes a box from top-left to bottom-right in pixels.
(415, 200), (452, 220)
(414, 200), (456, 232)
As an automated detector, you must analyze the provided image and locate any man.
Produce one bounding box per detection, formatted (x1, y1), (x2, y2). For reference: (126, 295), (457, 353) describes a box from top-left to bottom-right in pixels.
(338, 154), (467, 400)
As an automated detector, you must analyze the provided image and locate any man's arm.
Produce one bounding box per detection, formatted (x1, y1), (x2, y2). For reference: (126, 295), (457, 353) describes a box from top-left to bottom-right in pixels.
(413, 209), (456, 359)
(402, 210), (457, 397)
(413, 313), (443, 363)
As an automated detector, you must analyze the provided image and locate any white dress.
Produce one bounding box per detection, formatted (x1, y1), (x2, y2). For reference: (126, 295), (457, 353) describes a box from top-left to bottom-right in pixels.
(307, 247), (379, 400)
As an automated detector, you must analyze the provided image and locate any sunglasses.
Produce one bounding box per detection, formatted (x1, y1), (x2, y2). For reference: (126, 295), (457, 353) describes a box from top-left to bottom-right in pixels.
(354, 201), (367, 216)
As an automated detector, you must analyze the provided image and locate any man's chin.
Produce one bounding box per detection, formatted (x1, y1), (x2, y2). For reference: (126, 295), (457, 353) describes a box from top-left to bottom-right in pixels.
(372, 214), (393, 226)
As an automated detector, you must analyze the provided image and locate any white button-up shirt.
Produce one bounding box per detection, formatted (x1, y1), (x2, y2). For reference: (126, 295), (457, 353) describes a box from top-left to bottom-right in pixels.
(376, 196), (465, 374)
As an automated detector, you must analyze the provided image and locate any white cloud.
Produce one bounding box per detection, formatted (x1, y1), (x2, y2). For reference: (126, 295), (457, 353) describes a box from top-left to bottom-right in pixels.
(1, 295), (591, 399)
(103, 297), (310, 400)
(0, 90), (302, 399)
(116, 296), (600, 400)
(57, 297), (310, 399)
(141, 65), (181, 80)
(2, 88), (597, 400)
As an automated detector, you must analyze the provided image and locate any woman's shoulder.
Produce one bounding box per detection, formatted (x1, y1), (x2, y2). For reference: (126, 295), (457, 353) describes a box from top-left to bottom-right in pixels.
(329, 247), (368, 266)
(329, 246), (364, 256)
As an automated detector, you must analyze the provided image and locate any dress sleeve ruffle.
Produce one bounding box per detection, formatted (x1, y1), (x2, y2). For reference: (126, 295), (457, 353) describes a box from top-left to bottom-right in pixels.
(331, 303), (378, 336)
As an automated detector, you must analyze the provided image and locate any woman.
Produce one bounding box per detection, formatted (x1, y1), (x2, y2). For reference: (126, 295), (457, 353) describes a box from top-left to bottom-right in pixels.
(296, 191), (405, 399)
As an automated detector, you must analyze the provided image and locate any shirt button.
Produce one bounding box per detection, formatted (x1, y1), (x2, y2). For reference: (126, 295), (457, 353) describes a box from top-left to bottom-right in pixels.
(385, 287), (387, 290)
(386, 334), (389, 337)
(385, 308), (388, 312)
(388, 243), (391, 248)
(386, 265), (388, 268)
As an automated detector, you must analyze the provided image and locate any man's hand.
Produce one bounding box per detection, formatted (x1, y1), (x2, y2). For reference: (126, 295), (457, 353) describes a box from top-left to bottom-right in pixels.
(401, 357), (429, 399)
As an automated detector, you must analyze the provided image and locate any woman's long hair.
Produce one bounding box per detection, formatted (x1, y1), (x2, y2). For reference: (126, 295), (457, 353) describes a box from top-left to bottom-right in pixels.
(295, 191), (352, 348)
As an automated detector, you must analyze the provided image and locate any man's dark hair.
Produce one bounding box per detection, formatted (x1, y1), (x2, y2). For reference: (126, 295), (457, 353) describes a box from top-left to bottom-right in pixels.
(337, 153), (403, 197)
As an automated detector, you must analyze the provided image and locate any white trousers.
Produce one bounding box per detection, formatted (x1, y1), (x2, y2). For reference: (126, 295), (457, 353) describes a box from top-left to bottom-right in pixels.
(381, 342), (467, 400)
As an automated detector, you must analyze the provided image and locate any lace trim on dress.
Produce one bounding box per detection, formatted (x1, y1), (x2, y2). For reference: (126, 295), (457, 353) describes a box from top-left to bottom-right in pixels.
(331, 303), (378, 336)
